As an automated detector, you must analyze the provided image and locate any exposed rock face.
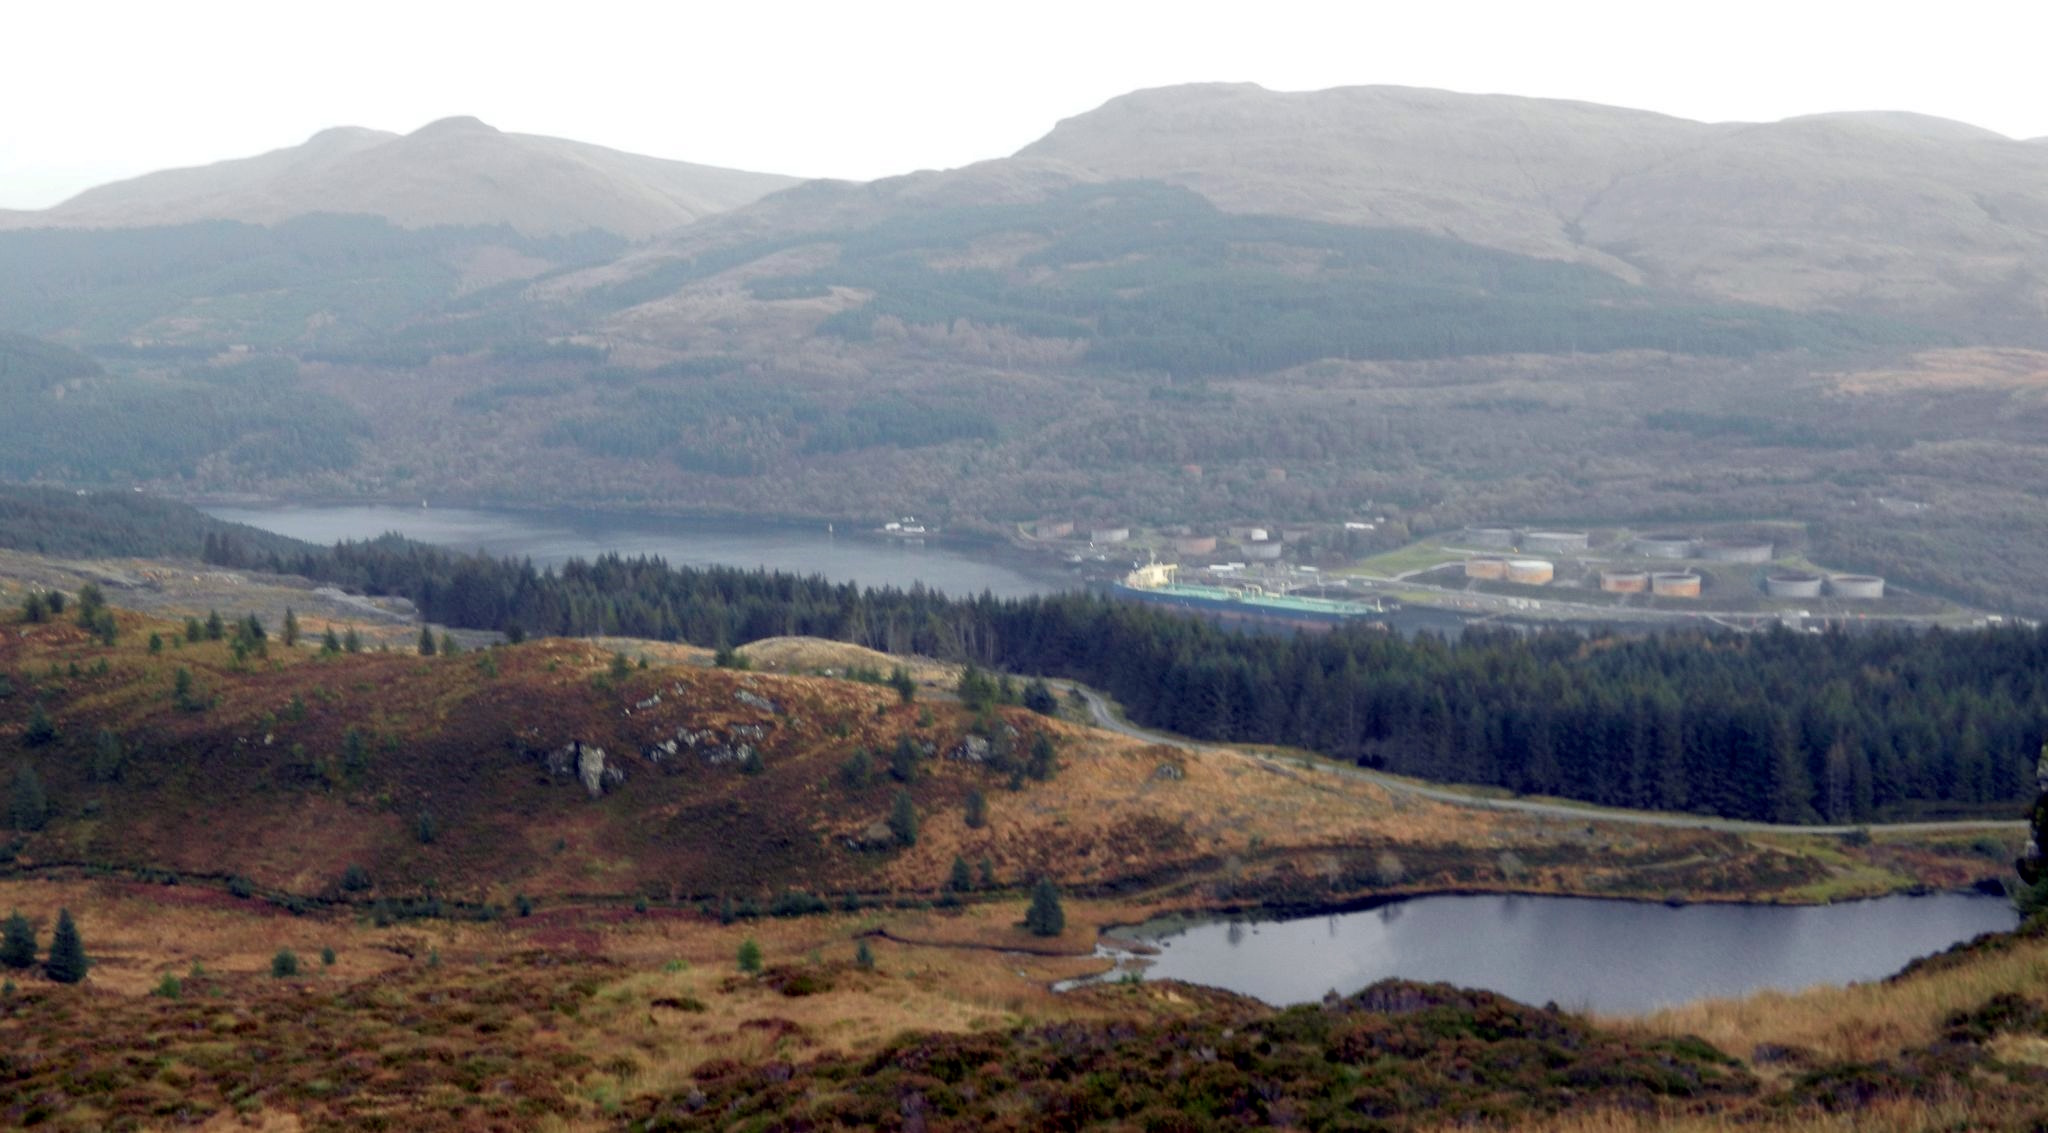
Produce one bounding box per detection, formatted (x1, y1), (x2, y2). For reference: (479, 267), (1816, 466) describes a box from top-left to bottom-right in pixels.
(735, 689), (780, 714)
(577, 745), (608, 800)
(948, 735), (991, 764)
(538, 741), (622, 799)
(643, 724), (771, 768)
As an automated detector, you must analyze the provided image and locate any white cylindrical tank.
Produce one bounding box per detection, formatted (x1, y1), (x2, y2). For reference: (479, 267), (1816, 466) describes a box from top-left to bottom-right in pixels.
(1465, 556), (1509, 580)
(1523, 531), (1589, 554)
(1651, 572), (1701, 598)
(1829, 574), (1886, 600)
(1766, 572), (1824, 599)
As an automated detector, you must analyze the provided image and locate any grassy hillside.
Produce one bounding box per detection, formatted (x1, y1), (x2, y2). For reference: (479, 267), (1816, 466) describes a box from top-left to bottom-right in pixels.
(4, 587), (2012, 912)
(0, 874), (2038, 1131)
(0, 588), (2037, 1129)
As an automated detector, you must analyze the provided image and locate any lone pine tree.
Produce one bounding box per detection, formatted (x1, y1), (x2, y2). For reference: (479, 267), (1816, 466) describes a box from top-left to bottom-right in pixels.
(44, 909), (86, 984)
(1024, 877), (1065, 937)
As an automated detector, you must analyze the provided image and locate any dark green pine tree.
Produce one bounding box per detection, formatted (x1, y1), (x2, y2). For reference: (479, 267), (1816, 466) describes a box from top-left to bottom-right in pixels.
(9, 766), (48, 832)
(888, 789), (918, 847)
(0, 911), (35, 969)
(203, 609), (225, 641)
(23, 703), (56, 747)
(418, 626), (437, 656)
(947, 855), (973, 893)
(44, 909), (86, 984)
(282, 607), (300, 648)
(1024, 877), (1065, 937)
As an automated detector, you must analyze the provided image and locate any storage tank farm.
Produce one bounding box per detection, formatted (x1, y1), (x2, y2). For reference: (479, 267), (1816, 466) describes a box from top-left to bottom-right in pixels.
(1651, 572), (1702, 598)
(1507, 559), (1555, 585)
(1600, 570), (1650, 594)
(1522, 530), (1589, 554)
(1701, 541), (1773, 563)
(1464, 556), (1510, 580)
(1829, 574), (1886, 599)
(1766, 571), (1825, 599)
(1632, 534), (1698, 559)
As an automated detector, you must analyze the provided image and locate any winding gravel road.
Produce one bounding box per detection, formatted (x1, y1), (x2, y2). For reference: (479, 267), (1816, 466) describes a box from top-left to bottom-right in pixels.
(1059, 683), (2024, 838)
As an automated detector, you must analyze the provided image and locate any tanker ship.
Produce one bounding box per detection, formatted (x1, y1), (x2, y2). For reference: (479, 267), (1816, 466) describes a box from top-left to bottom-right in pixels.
(1112, 560), (1384, 627)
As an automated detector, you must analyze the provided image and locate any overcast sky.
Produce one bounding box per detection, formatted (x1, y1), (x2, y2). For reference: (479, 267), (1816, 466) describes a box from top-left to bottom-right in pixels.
(6, 0), (2047, 209)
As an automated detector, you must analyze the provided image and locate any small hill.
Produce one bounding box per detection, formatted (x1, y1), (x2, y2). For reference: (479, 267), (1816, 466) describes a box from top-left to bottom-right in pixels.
(0, 595), (1916, 911)
(0, 118), (801, 239)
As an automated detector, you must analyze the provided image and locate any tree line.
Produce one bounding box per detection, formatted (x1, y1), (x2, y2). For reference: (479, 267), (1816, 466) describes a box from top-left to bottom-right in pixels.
(192, 534), (2048, 826)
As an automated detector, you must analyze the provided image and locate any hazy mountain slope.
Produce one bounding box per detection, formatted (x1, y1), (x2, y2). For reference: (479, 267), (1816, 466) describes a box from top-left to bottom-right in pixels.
(0, 118), (801, 238)
(1016, 83), (2048, 312)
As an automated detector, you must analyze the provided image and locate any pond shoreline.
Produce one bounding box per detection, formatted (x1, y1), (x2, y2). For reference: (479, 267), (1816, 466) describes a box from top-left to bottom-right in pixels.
(1080, 888), (2021, 1015)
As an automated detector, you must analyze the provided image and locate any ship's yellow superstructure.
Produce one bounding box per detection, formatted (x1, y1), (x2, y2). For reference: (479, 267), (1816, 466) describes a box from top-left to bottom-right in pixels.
(1124, 560), (1178, 590)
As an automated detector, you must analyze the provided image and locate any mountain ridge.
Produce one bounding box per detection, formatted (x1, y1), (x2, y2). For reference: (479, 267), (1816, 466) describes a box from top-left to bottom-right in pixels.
(0, 118), (802, 239)
(1011, 82), (2048, 311)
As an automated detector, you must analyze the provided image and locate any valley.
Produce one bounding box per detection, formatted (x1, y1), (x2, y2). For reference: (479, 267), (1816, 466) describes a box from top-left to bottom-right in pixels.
(7, 70), (2048, 1131)
(0, 573), (2039, 1129)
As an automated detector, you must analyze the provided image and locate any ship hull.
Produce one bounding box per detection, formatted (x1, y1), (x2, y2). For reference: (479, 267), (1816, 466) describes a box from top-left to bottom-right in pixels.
(1112, 582), (1377, 628)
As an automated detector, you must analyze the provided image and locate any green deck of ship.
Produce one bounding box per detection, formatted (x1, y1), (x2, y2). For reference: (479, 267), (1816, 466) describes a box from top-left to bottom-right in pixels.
(1138, 583), (1381, 616)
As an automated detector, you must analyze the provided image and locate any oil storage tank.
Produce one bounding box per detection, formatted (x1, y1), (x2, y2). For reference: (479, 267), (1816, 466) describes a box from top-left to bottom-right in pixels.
(1829, 574), (1886, 599)
(1523, 531), (1589, 554)
(1241, 539), (1284, 561)
(1701, 541), (1773, 563)
(1462, 526), (1517, 549)
(1507, 559), (1555, 585)
(1173, 535), (1218, 556)
(1765, 571), (1823, 599)
(1633, 534), (1697, 559)
(1651, 572), (1702, 598)
(1465, 556), (1510, 580)
(1600, 570), (1650, 594)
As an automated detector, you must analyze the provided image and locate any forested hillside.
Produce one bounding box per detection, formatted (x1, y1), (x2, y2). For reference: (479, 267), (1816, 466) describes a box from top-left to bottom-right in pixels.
(0, 343), (370, 482)
(4, 488), (2036, 826)
(10, 89), (2048, 614)
(166, 519), (2047, 826)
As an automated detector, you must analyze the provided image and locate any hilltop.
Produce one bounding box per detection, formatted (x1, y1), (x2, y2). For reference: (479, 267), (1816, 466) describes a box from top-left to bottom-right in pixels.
(0, 117), (800, 239)
(8, 87), (2048, 613)
(1017, 83), (2048, 314)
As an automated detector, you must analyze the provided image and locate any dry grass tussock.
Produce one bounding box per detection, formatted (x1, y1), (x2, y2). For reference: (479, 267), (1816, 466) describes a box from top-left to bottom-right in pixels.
(1617, 923), (2048, 1065)
(734, 635), (956, 688)
(1475, 1096), (2002, 1133)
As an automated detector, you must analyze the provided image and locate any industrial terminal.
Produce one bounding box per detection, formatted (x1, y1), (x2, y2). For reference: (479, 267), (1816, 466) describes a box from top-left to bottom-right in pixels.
(1436, 524), (1907, 617)
(1018, 516), (1953, 634)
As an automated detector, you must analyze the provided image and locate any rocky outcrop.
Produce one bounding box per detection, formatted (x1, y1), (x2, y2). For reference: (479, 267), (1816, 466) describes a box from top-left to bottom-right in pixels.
(644, 723), (772, 769)
(538, 740), (624, 799)
(735, 689), (780, 714)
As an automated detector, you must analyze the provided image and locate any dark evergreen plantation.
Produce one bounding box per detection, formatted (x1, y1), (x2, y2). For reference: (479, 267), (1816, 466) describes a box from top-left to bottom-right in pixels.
(182, 532), (2048, 826)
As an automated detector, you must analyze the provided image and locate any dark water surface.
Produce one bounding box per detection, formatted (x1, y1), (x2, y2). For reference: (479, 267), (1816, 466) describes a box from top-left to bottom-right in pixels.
(1123, 893), (2019, 1015)
(202, 504), (1063, 600)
